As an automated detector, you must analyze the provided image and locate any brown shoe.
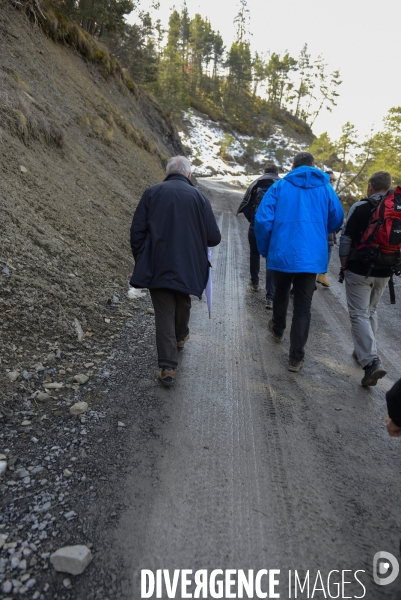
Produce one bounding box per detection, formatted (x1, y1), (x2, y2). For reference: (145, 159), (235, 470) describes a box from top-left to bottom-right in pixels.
(265, 298), (273, 310)
(288, 359), (304, 372)
(159, 368), (176, 386)
(177, 333), (189, 352)
(316, 273), (330, 287)
(248, 279), (259, 291)
(268, 319), (283, 342)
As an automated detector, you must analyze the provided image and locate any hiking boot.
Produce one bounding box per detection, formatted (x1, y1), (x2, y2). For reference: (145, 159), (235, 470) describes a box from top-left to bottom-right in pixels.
(361, 359), (387, 387)
(265, 298), (273, 310)
(159, 368), (176, 387)
(248, 279), (259, 291)
(288, 359), (304, 372)
(177, 333), (189, 352)
(268, 319), (283, 342)
(317, 273), (331, 287)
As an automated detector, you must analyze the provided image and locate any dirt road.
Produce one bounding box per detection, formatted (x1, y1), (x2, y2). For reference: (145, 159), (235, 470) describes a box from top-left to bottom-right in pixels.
(109, 180), (401, 599)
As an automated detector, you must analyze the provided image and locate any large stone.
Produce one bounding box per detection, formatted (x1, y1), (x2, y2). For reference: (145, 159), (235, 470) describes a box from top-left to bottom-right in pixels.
(73, 318), (84, 342)
(43, 382), (63, 389)
(7, 371), (20, 382)
(14, 468), (30, 480)
(2, 581), (12, 594)
(35, 392), (51, 402)
(73, 374), (89, 385)
(50, 545), (92, 575)
(70, 402), (88, 416)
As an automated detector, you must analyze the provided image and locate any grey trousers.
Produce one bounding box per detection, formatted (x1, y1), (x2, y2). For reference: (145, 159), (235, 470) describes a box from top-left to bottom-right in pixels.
(149, 288), (191, 369)
(344, 271), (389, 367)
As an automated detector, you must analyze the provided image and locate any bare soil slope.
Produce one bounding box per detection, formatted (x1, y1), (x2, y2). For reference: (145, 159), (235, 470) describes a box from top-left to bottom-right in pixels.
(0, 4), (182, 391)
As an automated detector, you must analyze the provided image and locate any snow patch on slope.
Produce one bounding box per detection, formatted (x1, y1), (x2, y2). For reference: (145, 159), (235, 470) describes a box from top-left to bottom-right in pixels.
(178, 109), (307, 185)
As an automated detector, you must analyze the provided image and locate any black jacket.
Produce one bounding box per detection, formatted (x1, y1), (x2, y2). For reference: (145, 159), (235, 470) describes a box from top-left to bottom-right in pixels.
(340, 196), (393, 277)
(237, 173), (280, 224)
(386, 378), (401, 427)
(130, 173), (221, 298)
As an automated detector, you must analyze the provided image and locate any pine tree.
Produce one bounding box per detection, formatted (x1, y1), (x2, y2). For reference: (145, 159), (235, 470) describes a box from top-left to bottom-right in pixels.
(266, 52), (297, 108)
(252, 52), (267, 99)
(224, 40), (252, 121)
(109, 12), (158, 85)
(335, 122), (360, 192)
(155, 10), (187, 113)
(293, 44), (313, 119)
(309, 132), (339, 169)
(77, 0), (134, 36)
(233, 0), (251, 42)
(309, 59), (342, 127)
(370, 107), (401, 185)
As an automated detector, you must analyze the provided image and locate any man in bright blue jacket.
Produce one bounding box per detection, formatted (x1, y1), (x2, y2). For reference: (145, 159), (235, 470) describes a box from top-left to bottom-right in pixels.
(254, 152), (344, 372)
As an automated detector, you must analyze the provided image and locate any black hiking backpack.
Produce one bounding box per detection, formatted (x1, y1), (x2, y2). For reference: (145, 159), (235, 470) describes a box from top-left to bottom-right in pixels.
(237, 174), (279, 223)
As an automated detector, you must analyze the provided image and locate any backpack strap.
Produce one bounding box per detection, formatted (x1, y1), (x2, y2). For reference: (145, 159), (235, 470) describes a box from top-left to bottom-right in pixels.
(363, 195), (386, 245)
(389, 273), (396, 305)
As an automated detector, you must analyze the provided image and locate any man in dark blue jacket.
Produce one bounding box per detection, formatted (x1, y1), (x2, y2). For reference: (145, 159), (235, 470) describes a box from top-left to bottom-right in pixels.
(130, 156), (221, 386)
(255, 152), (344, 372)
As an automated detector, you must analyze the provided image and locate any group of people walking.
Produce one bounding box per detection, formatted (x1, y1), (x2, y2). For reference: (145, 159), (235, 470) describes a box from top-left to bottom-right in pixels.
(129, 152), (400, 435)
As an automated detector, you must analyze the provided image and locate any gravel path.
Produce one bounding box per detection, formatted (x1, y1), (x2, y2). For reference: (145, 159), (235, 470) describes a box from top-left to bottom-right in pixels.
(2, 180), (401, 599)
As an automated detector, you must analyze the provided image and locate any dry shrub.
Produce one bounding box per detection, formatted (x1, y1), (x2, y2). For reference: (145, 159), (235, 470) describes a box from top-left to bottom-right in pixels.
(76, 103), (167, 164)
(76, 113), (115, 145)
(3, 67), (31, 92)
(38, 2), (120, 78)
(104, 128), (114, 145)
(0, 71), (64, 147)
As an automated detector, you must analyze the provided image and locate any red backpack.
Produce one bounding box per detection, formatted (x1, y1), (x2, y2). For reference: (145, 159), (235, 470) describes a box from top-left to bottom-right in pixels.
(356, 187), (401, 302)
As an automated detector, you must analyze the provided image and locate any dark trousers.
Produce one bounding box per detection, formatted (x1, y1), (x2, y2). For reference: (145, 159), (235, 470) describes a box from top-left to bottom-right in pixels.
(248, 226), (275, 299)
(272, 272), (317, 362)
(149, 289), (191, 369)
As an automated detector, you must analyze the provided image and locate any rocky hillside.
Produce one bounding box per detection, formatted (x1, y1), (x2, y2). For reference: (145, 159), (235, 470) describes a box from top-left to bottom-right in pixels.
(0, 4), (183, 393)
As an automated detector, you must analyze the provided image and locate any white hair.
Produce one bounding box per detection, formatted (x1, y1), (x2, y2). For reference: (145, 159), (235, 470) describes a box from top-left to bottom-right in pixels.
(166, 156), (192, 177)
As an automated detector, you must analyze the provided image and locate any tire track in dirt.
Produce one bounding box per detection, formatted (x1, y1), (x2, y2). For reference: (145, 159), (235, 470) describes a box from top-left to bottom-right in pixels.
(111, 180), (401, 599)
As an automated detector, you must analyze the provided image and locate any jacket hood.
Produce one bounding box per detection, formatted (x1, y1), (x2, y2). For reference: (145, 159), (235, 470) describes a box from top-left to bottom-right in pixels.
(367, 192), (385, 207)
(284, 166), (329, 189)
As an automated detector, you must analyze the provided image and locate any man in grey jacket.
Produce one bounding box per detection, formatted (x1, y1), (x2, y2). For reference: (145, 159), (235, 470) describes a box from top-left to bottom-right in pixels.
(339, 171), (392, 386)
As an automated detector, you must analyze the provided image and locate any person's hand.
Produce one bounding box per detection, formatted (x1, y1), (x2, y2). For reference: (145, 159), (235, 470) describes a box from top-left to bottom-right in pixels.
(386, 414), (401, 437)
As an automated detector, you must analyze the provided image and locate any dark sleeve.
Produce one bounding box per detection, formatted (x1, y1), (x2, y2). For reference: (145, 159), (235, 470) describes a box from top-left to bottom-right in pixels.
(386, 379), (401, 427)
(130, 191), (148, 260)
(237, 184), (253, 221)
(201, 193), (221, 247)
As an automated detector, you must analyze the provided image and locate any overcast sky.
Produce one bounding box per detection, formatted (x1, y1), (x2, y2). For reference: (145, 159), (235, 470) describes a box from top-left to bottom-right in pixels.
(128, 0), (401, 141)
